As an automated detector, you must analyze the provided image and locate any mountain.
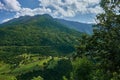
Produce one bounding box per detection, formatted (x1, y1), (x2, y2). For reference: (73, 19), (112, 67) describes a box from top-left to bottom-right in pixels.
(56, 19), (93, 34)
(1, 14), (93, 34)
(1, 14), (53, 26)
(0, 14), (82, 57)
(0, 14), (92, 79)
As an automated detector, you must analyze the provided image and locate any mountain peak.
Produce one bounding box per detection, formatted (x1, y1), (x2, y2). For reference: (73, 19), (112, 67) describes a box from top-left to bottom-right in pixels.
(1, 14), (53, 25)
(0, 14), (93, 34)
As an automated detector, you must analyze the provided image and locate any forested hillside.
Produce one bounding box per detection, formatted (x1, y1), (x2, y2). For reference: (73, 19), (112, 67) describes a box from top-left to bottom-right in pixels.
(0, 14), (82, 80)
(0, 14), (82, 55)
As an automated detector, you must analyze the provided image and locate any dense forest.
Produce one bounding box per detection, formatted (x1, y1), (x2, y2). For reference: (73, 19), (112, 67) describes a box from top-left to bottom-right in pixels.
(0, 0), (120, 80)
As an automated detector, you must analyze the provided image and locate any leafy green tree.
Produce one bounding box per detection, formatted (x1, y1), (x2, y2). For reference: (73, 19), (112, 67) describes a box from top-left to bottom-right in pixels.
(72, 57), (94, 80)
(77, 0), (120, 79)
(93, 0), (119, 72)
(43, 59), (73, 80)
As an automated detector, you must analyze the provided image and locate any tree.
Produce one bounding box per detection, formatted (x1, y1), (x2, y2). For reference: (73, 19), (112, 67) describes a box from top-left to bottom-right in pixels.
(94, 0), (120, 72)
(77, 0), (120, 79)
(72, 57), (94, 80)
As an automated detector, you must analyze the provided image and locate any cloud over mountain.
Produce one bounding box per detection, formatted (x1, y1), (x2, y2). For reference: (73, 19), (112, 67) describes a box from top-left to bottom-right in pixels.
(0, 0), (104, 23)
(38, 0), (103, 17)
(15, 7), (52, 18)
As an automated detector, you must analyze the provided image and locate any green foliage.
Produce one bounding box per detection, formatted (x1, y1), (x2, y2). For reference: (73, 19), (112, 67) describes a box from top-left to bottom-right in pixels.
(111, 72), (120, 80)
(72, 57), (94, 80)
(16, 58), (72, 80)
(31, 76), (44, 80)
(76, 0), (120, 79)
(62, 76), (68, 80)
(0, 75), (17, 80)
(90, 69), (110, 80)
(0, 51), (24, 65)
(43, 59), (73, 80)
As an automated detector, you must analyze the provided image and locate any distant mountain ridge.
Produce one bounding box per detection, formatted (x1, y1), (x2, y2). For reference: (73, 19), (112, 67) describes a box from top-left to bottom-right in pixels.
(56, 19), (93, 34)
(1, 14), (93, 34)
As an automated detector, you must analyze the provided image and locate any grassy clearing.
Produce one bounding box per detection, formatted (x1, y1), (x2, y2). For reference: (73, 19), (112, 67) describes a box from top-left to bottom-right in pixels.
(0, 75), (16, 80)
(11, 57), (51, 75)
(0, 55), (63, 79)
(0, 62), (11, 74)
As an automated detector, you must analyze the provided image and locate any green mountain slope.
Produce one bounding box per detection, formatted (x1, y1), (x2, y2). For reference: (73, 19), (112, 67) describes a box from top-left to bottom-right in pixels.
(56, 19), (93, 34)
(0, 14), (81, 56)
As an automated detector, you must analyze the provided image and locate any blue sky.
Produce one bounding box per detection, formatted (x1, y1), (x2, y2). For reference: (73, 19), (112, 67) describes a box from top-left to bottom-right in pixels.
(0, 0), (103, 23)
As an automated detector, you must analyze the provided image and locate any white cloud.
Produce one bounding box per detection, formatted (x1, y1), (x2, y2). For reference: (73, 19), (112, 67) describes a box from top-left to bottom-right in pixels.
(0, 0), (103, 17)
(89, 6), (103, 14)
(2, 18), (12, 23)
(0, 0), (21, 11)
(38, 0), (103, 17)
(14, 7), (52, 18)
(1, 7), (52, 23)
(0, 2), (5, 9)
(1, 0), (104, 23)
(86, 0), (100, 4)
